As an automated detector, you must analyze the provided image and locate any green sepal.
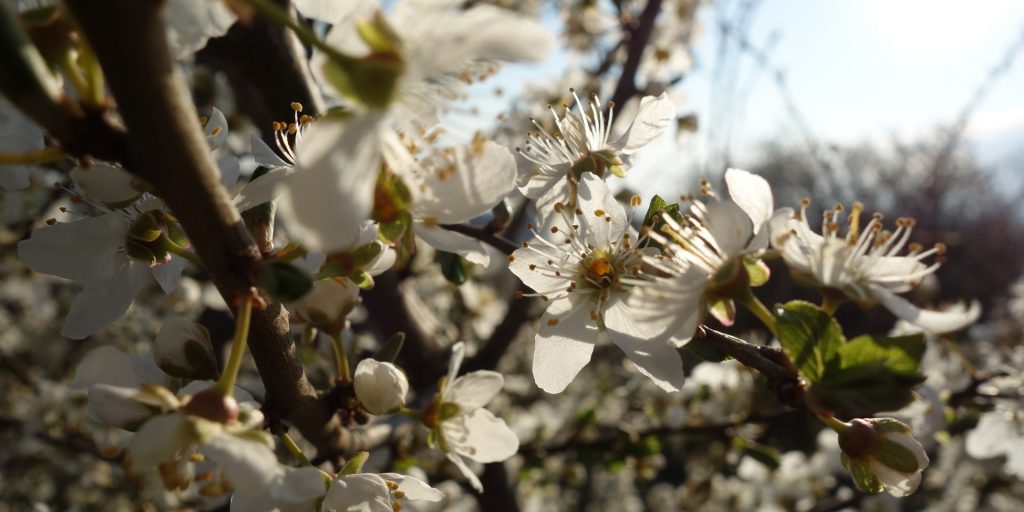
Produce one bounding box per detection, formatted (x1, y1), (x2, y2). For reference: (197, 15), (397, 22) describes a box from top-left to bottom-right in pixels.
(845, 454), (884, 494)
(873, 437), (922, 473)
(339, 451), (369, 475)
(378, 210), (411, 243)
(743, 256), (770, 287)
(255, 260), (315, 302)
(440, 251), (468, 285)
(351, 271), (375, 290)
(373, 332), (405, 363)
(128, 211), (163, 242)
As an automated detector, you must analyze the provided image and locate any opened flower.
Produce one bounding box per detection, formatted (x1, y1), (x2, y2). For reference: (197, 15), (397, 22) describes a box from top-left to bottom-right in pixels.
(424, 341), (518, 492)
(629, 168), (774, 347)
(517, 90), (675, 213)
(509, 173), (685, 393)
(768, 199), (979, 333)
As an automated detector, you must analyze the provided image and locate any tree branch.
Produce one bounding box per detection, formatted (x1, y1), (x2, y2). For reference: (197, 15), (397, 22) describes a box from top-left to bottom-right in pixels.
(608, 0), (663, 110)
(62, 0), (343, 454)
(696, 325), (807, 410)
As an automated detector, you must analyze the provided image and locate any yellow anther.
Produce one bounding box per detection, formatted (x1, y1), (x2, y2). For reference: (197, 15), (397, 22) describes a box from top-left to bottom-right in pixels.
(290, 102), (303, 112)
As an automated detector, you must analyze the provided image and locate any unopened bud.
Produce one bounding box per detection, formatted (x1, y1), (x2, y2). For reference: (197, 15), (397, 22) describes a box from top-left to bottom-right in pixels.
(353, 358), (409, 415)
(154, 317), (218, 380)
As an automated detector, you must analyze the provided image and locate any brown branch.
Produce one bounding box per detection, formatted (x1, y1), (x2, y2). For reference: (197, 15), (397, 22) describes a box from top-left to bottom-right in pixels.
(608, 0), (663, 111)
(197, 0), (324, 143)
(61, 0), (343, 455)
(441, 223), (519, 255)
(696, 326), (807, 410)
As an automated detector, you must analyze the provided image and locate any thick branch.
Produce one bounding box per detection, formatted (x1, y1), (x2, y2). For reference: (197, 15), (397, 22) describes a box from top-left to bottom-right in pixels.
(696, 326), (807, 410)
(62, 0), (342, 454)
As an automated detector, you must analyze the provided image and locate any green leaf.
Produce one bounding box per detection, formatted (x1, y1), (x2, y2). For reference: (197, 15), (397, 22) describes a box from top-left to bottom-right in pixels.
(775, 301), (843, 383)
(339, 451), (369, 475)
(439, 251), (468, 285)
(642, 195), (681, 229)
(811, 334), (926, 417)
(744, 443), (782, 470)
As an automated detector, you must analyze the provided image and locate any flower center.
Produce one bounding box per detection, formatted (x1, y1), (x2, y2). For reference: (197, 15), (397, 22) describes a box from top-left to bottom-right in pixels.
(581, 250), (620, 289)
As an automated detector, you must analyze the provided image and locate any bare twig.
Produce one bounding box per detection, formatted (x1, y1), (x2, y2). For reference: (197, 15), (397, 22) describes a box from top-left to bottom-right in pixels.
(608, 0), (664, 111)
(696, 325), (806, 410)
(441, 223), (519, 255)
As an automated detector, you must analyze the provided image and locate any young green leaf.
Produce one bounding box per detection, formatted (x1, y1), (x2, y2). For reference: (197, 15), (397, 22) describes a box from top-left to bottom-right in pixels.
(775, 301), (843, 382)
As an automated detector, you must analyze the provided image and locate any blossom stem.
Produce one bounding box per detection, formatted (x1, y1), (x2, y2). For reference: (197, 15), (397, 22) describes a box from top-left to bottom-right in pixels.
(78, 41), (106, 107)
(236, 0), (357, 68)
(738, 288), (777, 335)
(0, 146), (64, 165)
(58, 50), (91, 102)
(820, 291), (846, 316)
(330, 331), (351, 384)
(818, 414), (850, 433)
(215, 291), (254, 395)
(163, 242), (203, 265)
(279, 432), (312, 466)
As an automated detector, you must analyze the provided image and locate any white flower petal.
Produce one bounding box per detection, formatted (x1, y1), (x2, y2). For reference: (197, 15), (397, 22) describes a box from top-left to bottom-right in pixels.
(445, 371), (504, 412)
(62, 261), (151, 339)
(151, 256), (187, 294)
(702, 201), (754, 259)
(250, 134), (292, 168)
(446, 452), (483, 493)
(413, 141), (516, 224)
(618, 93), (675, 153)
(271, 466), (329, 504)
(235, 166), (295, 212)
(281, 116), (384, 252)
(127, 413), (189, 471)
(576, 173), (626, 248)
(447, 341), (467, 387)
(533, 297), (597, 393)
(725, 168), (773, 233)
(508, 241), (565, 294)
(870, 458), (921, 497)
(205, 108), (229, 150)
(413, 223), (490, 266)
(17, 213), (128, 285)
(87, 385), (155, 428)
(218, 155), (242, 192)
(353, 359), (409, 415)
(165, 0), (237, 60)
(201, 433), (281, 499)
(447, 408), (519, 463)
(70, 164), (141, 206)
(603, 299), (685, 392)
(377, 473), (444, 502)
(72, 345), (149, 389)
(873, 287), (980, 334)
(323, 473), (392, 512)
(966, 411), (1017, 459)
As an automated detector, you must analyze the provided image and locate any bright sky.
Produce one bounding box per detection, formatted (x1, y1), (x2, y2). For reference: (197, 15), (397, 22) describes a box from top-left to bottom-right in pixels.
(687, 0), (1024, 163)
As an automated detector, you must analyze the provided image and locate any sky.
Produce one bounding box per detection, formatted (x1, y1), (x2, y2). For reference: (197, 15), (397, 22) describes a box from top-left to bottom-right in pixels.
(685, 0), (1024, 164)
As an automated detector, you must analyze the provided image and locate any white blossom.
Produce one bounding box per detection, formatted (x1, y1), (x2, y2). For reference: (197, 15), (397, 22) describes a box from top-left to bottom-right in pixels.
(353, 358), (409, 415)
(629, 168), (774, 347)
(428, 341), (518, 492)
(768, 198), (980, 333)
(322, 472), (442, 512)
(509, 173), (685, 393)
(517, 90), (675, 213)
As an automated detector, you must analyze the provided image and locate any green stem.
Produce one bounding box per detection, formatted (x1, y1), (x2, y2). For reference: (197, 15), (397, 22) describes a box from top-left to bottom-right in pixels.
(818, 414), (850, 433)
(279, 432), (312, 466)
(215, 292), (254, 395)
(738, 288), (777, 335)
(78, 41), (105, 106)
(330, 331), (351, 383)
(0, 146), (64, 165)
(237, 0), (357, 67)
(164, 242), (203, 265)
(820, 291), (846, 316)
(58, 49), (91, 100)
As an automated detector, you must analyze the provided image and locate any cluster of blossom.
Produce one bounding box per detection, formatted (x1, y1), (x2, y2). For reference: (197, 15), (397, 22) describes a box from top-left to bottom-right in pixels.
(0, 0), (993, 508)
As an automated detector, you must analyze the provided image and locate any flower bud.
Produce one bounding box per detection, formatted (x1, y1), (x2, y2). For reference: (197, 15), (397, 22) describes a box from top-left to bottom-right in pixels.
(289, 277), (360, 335)
(182, 389), (239, 424)
(836, 417), (929, 497)
(154, 317), (218, 380)
(353, 358), (408, 415)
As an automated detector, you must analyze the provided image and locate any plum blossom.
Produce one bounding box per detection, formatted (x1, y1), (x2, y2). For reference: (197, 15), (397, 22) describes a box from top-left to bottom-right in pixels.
(276, 0), (551, 255)
(353, 358), (409, 415)
(628, 168), (774, 348)
(768, 198), (980, 333)
(517, 90), (675, 213)
(965, 404), (1024, 478)
(166, 0), (238, 60)
(426, 341), (518, 492)
(322, 472), (443, 511)
(509, 173), (685, 393)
